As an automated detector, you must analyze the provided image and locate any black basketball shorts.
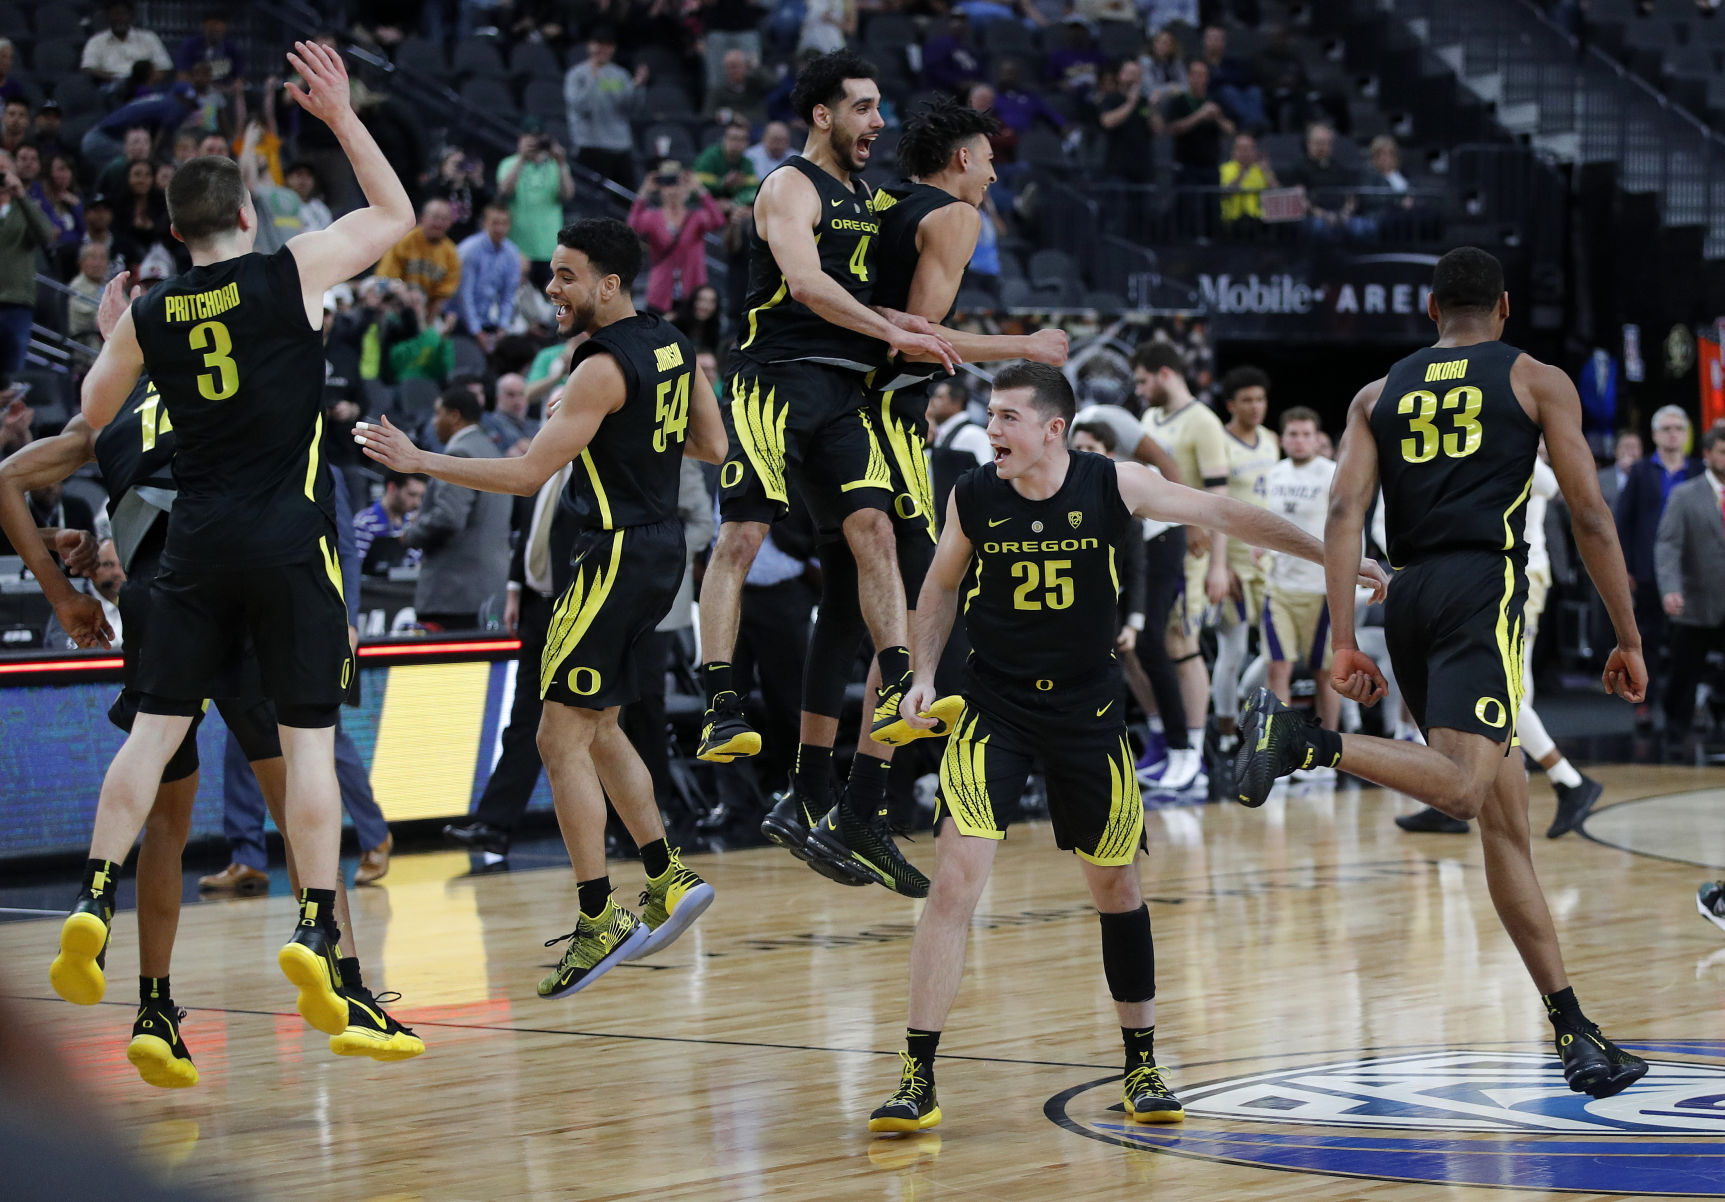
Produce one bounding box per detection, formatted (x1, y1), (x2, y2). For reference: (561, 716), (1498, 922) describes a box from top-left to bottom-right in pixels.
(540, 517), (685, 710)
(1384, 549), (1528, 746)
(934, 664), (1144, 866)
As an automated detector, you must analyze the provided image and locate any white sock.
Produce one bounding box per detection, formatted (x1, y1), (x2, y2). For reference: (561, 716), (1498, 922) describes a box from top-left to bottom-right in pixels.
(1148, 716), (1164, 734)
(1547, 757), (1583, 789)
(1187, 728), (1205, 752)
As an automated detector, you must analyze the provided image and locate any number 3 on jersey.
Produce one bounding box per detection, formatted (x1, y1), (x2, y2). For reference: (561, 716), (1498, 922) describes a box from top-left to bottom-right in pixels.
(1396, 384), (1482, 463)
(189, 320), (239, 400)
(653, 370), (692, 453)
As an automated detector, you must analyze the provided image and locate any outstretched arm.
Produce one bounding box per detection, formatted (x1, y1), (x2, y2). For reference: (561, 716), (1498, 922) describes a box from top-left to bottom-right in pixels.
(1325, 382), (1386, 703)
(357, 353), (627, 495)
(901, 491), (974, 727)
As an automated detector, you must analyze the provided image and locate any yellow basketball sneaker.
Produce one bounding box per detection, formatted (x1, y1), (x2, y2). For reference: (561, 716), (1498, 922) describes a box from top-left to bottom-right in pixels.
(869, 1052), (942, 1133)
(127, 997), (198, 1089)
(537, 900), (650, 999)
(50, 894), (113, 1006)
(632, 849), (715, 960)
(870, 687), (964, 748)
(329, 985), (426, 1062)
(1123, 1057), (1185, 1123)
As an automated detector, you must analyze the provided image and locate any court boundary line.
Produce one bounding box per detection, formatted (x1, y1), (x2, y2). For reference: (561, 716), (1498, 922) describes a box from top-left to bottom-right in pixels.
(1579, 788), (1725, 871)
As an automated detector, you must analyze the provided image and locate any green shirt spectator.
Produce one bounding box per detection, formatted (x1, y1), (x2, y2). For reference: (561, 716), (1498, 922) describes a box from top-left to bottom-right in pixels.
(692, 120), (759, 206)
(497, 126), (575, 266)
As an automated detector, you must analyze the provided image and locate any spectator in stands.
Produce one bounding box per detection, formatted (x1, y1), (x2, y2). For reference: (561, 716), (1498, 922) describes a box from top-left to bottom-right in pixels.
(11, 143), (37, 190)
(629, 162), (728, 314)
(0, 40), (22, 106)
(182, 60), (233, 143)
(924, 13), (989, 94)
(1617, 404), (1701, 724)
(482, 372), (537, 455)
(765, 49), (820, 126)
(286, 161), (332, 232)
(1259, 23), (1312, 133)
(1656, 426), (1725, 743)
(703, 0), (771, 88)
(1599, 430), (1642, 510)
(0, 383), (32, 459)
(992, 58), (1068, 136)
(1219, 130), (1277, 230)
(1139, 27), (1185, 105)
(1200, 24), (1265, 130)
(67, 242), (110, 351)
(564, 27), (647, 188)
(175, 10), (244, 89)
(0, 99), (27, 157)
(673, 283), (724, 352)
(1045, 19), (1108, 98)
(385, 283), (457, 384)
(747, 120), (794, 178)
(799, 0), (857, 55)
(1287, 120), (1371, 241)
(496, 122), (575, 288)
(30, 103), (78, 176)
(82, 194), (120, 276)
(1096, 59), (1160, 186)
(1164, 58), (1233, 186)
(378, 197), (462, 316)
(93, 128), (153, 202)
(705, 48), (774, 125)
(401, 387), (513, 631)
(457, 204), (524, 337)
(240, 122), (307, 253)
(425, 146), (490, 244)
(80, 84), (198, 172)
(354, 470), (425, 574)
(0, 151), (55, 375)
(82, 3), (174, 86)
(694, 118), (762, 205)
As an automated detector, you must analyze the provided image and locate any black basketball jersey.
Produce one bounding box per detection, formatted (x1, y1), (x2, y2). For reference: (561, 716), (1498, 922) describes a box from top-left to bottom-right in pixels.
(129, 247), (332, 569)
(1371, 340), (1541, 568)
(738, 156), (884, 371)
(94, 376), (177, 507)
(559, 312), (697, 531)
(864, 180), (967, 413)
(954, 451), (1133, 680)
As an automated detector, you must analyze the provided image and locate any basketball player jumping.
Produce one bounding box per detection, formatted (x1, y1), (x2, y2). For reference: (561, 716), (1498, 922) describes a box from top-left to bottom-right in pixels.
(1235, 247), (1649, 1099)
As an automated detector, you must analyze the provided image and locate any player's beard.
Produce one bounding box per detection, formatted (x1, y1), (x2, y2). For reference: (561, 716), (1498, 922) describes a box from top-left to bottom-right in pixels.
(831, 127), (866, 174)
(560, 292), (597, 336)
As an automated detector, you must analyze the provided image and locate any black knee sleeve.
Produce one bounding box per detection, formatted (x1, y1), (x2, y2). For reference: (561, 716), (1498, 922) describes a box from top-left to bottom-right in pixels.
(276, 702), (341, 729)
(160, 727), (202, 784)
(1099, 904), (1155, 1003)
(802, 545), (868, 720)
(218, 697), (283, 762)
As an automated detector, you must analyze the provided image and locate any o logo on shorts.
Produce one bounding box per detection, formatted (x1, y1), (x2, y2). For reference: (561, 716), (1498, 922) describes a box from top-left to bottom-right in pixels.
(721, 460), (745, 489)
(1036, 678), (1054, 692)
(568, 667), (602, 697)
(894, 493), (921, 521)
(1475, 696), (1507, 728)
(340, 658), (353, 688)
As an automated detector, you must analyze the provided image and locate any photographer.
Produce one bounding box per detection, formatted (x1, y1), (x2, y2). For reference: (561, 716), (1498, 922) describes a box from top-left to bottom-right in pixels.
(627, 159), (727, 315)
(496, 119), (574, 289)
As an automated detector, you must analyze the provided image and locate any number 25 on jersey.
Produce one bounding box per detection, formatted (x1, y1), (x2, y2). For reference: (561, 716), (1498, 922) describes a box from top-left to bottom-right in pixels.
(1397, 384), (1481, 464)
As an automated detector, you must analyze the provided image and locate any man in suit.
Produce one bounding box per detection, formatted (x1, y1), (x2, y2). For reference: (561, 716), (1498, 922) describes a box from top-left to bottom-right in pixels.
(1656, 426), (1725, 741)
(1615, 405), (1700, 720)
(1598, 430), (1640, 511)
(401, 387), (512, 630)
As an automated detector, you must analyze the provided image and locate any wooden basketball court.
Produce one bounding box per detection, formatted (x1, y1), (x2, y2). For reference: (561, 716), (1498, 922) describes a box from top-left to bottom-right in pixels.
(5, 762), (1724, 1200)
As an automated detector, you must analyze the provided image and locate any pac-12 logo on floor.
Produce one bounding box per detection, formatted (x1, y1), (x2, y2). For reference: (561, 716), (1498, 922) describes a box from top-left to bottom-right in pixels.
(1047, 1045), (1725, 1195)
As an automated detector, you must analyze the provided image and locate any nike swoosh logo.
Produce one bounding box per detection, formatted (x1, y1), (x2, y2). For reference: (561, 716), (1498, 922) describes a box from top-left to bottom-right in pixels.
(988, 517), (1010, 527)
(830, 198), (844, 206)
(1096, 701), (1113, 717)
(349, 997), (384, 1026)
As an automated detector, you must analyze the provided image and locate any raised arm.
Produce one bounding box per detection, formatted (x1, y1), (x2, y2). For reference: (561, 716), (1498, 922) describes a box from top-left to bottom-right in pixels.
(281, 42), (416, 323)
(357, 352), (628, 496)
(1324, 382), (1384, 700)
(0, 417), (110, 646)
(901, 490), (975, 726)
(755, 168), (959, 370)
(80, 290), (147, 430)
(1528, 355), (1644, 701)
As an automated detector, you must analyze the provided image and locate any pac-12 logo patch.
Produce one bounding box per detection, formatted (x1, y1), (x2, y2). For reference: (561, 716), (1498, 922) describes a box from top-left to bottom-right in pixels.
(1048, 1046), (1725, 1194)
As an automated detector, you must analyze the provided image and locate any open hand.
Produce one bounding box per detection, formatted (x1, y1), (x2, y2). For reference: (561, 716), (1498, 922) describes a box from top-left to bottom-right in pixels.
(96, 271), (142, 340)
(353, 415), (424, 473)
(1602, 645), (1647, 704)
(888, 325), (961, 374)
(1330, 647), (1386, 706)
(284, 40), (352, 126)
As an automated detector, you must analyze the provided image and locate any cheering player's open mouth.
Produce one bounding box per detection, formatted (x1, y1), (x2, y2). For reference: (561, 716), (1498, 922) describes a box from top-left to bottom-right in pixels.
(991, 441), (1010, 467)
(854, 134), (875, 162)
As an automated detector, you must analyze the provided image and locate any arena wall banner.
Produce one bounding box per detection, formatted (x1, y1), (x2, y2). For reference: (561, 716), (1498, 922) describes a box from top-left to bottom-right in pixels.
(1147, 247), (1446, 343)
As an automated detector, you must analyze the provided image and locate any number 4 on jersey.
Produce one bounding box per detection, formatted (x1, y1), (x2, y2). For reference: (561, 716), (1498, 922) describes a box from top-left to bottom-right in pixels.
(653, 371), (692, 452)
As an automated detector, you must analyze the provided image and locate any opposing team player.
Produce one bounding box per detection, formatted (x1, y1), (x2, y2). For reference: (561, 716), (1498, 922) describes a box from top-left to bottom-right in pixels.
(1235, 247), (1649, 1099)
(60, 41), (415, 1040)
(868, 363), (1384, 1134)
(760, 98), (1068, 895)
(358, 218), (728, 997)
(693, 50), (958, 777)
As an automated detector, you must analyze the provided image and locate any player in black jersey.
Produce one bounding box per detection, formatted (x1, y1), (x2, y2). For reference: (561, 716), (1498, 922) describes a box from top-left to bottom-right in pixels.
(868, 363), (1384, 1134)
(357, 218), (728, 998)
(760, 99), (1070, 896)
(61, 41), (417, 1040)
(1235, 248), (1650, 1099)
(3, 375), (421, 1083)
(694, 51), (961, 785)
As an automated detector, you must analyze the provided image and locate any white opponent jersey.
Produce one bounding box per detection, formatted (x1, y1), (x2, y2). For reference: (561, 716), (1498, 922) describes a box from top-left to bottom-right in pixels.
(1266, 455), (1336, 592)
(1524, 456), (1558, 581)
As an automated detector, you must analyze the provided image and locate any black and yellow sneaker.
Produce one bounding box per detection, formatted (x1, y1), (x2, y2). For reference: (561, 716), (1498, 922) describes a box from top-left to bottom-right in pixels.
(329, 987), (426, 1062)
(632, 849), (716, 959)
(1123, 1057), (1184, 1123)
(869, 682), (965, 748)
(50, 895), (114, 1006)
(1555, 1021), (1648, 1099)
(1234, 686), (1310, 808)
(697, 690), (761, 762)
(869, 1052), (942, 1133)
(806, 798), (929, 899)
(127, 1000), (199, 1089)
(761, 784), (873, 886)
(537, 901), (650, 999)
(278, 922), (350, 1036)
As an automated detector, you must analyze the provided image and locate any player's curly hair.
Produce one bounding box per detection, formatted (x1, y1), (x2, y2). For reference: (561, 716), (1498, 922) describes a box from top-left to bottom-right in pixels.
(557, 217), (642, 288)
(895, 96), (1002, 179)
(791, 49), (878, 125)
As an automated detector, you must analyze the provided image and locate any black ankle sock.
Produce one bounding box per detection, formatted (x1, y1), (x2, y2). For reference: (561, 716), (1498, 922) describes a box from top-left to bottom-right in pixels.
(81, 858), (120, 905)
(906, 1027), (941, 1072)
(577, 876), (612, 919)
(847, 753), (892, 812)
(1305, 727), (1343, 769)
(298, 888), (338, 933)
(699, 662), (733, 706)
(338, 957), (363, 991)
(141, 975), (169, 1005)
(1123, 1024), (1156, 1066)
(795, 742), (833, 796)
(877, 645), (912, 687)
(1543, 986), (1587, 1028)
(640, 839), (671, 879)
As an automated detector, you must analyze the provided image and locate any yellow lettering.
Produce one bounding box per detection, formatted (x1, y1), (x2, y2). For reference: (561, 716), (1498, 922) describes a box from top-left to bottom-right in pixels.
(653, 343), (685, 372)
(1424, 358), (1469, 382)
(164, 282), (240, 323)
(828, 219), (880, 234)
